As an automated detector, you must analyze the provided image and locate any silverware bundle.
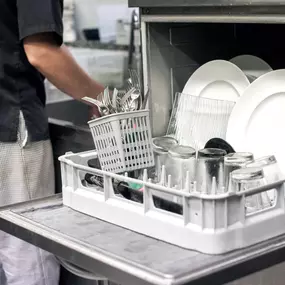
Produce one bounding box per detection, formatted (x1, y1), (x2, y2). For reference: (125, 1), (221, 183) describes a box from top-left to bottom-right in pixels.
(83, 70), (149, 117)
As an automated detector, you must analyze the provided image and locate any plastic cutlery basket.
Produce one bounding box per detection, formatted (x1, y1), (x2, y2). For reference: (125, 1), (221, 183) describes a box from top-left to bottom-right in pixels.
(88, 110), (154, 173)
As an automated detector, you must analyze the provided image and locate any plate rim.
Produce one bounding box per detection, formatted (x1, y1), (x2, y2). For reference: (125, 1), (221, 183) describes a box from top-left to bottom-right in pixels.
(182, 59), (250, 102)
(226, 69), (285, 160)
(229, 54), (273, 78)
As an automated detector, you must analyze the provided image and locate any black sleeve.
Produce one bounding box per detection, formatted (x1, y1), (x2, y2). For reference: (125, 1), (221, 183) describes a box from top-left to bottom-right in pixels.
(17, 0), (63, 45)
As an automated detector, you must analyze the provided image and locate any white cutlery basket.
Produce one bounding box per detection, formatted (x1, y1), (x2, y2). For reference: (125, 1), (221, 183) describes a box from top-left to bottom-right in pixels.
(88, 110), (154, 173)
(60, 150), (285, 255)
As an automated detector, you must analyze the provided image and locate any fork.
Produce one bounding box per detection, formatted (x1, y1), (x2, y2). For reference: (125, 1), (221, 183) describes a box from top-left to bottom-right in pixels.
(82, 96), (110, 116)
(129, 69), (140, 90)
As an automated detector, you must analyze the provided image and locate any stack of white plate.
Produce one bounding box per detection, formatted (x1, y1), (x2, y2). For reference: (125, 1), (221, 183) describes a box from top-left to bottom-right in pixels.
(174, 58), (251, 149)
(226, 69), (285, 172)
(229, 55), (272, 83)
(176, 55), (285, 173)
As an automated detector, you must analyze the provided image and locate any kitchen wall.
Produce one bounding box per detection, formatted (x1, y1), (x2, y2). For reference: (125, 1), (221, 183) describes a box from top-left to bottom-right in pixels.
(73, 0), (133, 41)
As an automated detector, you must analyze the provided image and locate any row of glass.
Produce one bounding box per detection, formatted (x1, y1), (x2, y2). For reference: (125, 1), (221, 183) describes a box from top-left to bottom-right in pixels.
(151, 136), (282, 211)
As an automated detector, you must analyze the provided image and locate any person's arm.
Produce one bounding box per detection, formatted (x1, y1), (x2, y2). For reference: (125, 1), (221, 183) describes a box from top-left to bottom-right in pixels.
(23, 33), (104, 101)
(17, 0), (104, 112)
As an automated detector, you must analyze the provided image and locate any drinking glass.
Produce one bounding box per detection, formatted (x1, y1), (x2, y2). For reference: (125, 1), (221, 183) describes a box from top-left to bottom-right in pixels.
(224, 152), (254, 191)
(152, 136), (178, 183)
(231, 167), (271, 214)
(196, 148), (226, 194)
(165, 145), (196, 190)
(246, 155), (283, 202)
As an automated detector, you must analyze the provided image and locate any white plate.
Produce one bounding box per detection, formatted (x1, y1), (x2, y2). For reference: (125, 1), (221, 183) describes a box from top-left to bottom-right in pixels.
(199, 80), (240, 101)
(230, 55), (272, 81)
(182, 60), (250, 102)
(226, 70), (285, 172)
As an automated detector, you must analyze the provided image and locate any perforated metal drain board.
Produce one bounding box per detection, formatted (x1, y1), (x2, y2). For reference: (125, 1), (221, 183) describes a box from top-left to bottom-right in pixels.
(1, 195), (285, 285)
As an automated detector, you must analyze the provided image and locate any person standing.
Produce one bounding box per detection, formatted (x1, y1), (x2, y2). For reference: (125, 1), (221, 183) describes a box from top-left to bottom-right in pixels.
(0, 0), (104, 284)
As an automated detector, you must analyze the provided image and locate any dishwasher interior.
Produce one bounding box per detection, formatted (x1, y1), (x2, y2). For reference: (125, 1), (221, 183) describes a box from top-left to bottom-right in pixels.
(144, 22), (285, 137)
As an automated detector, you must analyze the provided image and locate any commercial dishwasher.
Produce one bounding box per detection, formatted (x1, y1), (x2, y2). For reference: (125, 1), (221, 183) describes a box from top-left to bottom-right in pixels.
(1, 1), (285, 284)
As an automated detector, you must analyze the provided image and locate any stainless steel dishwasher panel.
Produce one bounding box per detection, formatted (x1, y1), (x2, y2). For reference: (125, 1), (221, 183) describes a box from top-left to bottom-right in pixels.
(142, 22), (237, 136)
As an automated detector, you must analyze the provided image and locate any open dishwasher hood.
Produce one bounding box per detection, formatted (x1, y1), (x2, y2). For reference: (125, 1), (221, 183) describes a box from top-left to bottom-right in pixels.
(131, 0), (285, 137)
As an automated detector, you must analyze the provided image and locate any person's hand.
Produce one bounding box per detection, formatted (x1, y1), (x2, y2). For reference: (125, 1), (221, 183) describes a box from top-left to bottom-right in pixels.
(88, 105), (101, 120)
(87, 87), (114, 120)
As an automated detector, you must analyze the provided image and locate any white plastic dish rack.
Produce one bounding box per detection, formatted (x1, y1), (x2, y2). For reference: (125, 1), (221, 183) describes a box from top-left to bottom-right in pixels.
(59, 150), (285, 255)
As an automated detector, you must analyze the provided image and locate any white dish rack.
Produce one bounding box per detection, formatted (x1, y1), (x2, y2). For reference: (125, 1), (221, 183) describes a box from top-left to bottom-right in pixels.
(60, 150), (285, 255)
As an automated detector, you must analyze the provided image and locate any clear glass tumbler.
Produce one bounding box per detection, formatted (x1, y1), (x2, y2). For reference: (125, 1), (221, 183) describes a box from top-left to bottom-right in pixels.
(246, 155), (283, 202)
(224, 152), (254, 191)
(231, 167), (271, 214)
(165, 145), (196, 190)
(151, 136), (178, 183)
(196, 148), (226, 194)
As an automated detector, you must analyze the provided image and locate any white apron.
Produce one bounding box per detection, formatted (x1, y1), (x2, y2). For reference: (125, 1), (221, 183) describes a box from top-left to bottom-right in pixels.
(0, 113), (59, 285)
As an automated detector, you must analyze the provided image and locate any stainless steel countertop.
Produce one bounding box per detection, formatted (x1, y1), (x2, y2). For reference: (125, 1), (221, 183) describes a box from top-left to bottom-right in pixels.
(1, 195), (285, 285)
(66, 41), (129, 51)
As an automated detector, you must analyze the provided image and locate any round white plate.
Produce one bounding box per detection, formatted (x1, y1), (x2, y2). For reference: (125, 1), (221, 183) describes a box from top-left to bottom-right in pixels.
(230, 55), (272, 81)
(182, 60), (250, 102)
(226, 70), (285, 171)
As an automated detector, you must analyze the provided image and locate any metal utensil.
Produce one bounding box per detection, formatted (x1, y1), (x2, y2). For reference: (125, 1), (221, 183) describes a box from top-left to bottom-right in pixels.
(83, 82), (142, 116)
(120, 87), (139, 112)
(129, 69), (140, 90)
(119, 88), (135, 106)
(127, 89), (141, 111)
(103, 87), (111, 107)
(125, 75), (141, 110)
(126, 78), (133, 92)
(82, 96), (110, 116)
(141, 88), (150, 109)
(96, 92), (103, 103)
(112, 88), (119, 110)
(102, 87), (116, 114)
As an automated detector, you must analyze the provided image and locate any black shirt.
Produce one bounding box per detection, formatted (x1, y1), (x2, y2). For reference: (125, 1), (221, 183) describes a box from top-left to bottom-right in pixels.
(0, 0), (63, 142)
